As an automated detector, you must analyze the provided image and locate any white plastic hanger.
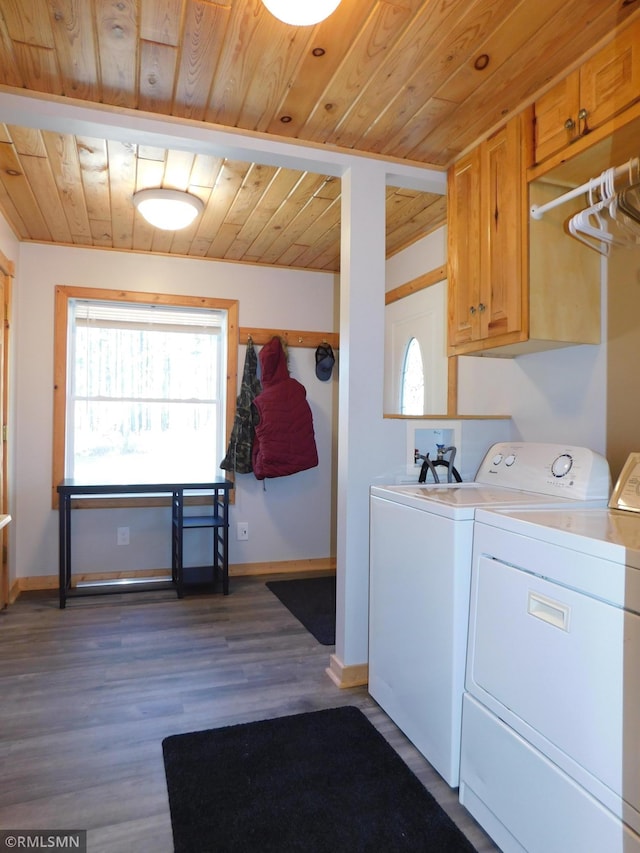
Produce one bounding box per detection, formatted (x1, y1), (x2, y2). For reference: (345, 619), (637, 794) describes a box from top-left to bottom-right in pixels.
(567, 164), (640, 255)
(567, 172), (617, 256)
(606, 160), (640, 245)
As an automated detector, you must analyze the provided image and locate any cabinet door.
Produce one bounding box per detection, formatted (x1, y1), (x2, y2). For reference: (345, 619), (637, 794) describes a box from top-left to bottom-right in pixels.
(479, 120), (523, 343)
(447, 148), (481, 348)
(533, 71), (580, 163)
(580, 18), (640, 132)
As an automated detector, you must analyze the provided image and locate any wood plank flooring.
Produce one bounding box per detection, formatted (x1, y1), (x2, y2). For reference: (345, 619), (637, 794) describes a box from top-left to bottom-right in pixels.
(0, 575), (500, 852)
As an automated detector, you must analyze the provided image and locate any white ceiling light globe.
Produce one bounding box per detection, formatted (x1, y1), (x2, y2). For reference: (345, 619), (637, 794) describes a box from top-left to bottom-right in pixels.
(262, 0), (342, 26)
(132, 189), (204, 231)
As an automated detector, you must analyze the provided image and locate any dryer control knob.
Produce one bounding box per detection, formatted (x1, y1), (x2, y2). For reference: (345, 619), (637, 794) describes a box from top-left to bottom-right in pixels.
(551, 454), (573, 478)
(492, 453), (503, 465)
(505, 454), (516, 466)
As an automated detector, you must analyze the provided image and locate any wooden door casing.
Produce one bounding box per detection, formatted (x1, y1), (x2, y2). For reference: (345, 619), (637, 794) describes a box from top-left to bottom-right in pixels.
(0, 255), (10, 609)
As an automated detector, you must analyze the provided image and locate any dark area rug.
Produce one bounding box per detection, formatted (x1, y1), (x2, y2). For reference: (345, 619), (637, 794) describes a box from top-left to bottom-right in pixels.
(162, 705), (477, 853)
(266, 575), (335, 645)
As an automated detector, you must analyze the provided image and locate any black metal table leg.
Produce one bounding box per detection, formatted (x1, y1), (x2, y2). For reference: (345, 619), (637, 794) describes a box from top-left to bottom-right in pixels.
(174, 489), (184, 599)
(58, 493), (71, 609)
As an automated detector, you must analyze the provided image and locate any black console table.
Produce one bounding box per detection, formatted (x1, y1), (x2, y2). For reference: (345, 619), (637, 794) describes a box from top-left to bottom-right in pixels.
(57, 479), (232, 609)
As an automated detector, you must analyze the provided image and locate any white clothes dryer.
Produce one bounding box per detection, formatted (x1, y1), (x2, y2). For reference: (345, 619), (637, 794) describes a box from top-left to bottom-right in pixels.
(460, 504), (640, 853)
(368, 442), (610, 788)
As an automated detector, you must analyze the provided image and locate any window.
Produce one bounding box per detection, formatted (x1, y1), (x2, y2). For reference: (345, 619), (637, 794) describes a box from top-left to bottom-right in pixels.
(53, 286), (238, 502)
(400, 336), (424, 415)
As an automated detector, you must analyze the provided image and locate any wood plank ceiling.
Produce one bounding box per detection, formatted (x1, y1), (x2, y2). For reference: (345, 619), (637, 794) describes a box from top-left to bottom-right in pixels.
(0, 0), (636, 271)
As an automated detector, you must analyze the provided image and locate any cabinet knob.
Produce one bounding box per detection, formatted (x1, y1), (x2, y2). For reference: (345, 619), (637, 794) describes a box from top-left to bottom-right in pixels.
(578, 107), (589, 135)
(564, 117), (576, 130)
(469, 305), (477, 315)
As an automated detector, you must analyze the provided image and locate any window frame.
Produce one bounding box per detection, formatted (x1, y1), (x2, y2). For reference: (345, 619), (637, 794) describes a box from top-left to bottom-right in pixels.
(52, 285), (238, 509)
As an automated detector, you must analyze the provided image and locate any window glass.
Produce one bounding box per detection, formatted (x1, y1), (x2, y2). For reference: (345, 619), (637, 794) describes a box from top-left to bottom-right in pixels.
(400, 336), (424, 416)
(67, 300), (226, 482)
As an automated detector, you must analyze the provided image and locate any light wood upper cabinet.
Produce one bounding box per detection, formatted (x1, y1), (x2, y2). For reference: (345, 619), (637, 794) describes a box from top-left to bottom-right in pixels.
(447, 17), (640, 359)
(448, 109), (601, 358)
(534, 18), (640, 165)
(534, 71), (581, 164)
(448, 117), (524, 355)
(581, 20), (640, 129)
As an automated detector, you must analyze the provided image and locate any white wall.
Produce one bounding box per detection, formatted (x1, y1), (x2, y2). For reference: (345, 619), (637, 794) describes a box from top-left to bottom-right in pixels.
(386, 228), (447, 287)
(12, 243), (337, 581)
(386, 226), (608, 459)
(0, 217), (18, 259)
(457, 253), (608, 455)
(458, 343), (606, 453)
(384, 228), (447, 415)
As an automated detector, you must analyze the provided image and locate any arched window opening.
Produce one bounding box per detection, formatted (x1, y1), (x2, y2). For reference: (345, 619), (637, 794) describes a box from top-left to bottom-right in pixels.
(400, 337), (424, 415)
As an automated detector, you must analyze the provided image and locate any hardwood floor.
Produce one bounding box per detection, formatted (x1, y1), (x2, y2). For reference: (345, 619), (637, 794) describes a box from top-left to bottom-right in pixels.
(0, 575), (500, 852)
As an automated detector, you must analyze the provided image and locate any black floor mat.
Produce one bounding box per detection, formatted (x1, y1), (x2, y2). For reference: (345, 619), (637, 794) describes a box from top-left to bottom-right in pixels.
(266, 575), (336, 645)
(162, 705), (478, 853)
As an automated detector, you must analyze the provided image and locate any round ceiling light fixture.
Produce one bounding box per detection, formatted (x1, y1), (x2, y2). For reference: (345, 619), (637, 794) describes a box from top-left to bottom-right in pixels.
(132, 188), (204, 230)
(261, 0), (342, 26)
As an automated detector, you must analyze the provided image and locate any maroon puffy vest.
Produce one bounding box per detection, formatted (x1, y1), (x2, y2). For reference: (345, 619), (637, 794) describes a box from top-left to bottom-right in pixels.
(251, 337), (318, 480)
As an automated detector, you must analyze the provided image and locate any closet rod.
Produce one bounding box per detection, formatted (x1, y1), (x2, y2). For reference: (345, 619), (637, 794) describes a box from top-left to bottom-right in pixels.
(530, 157), (638, 220)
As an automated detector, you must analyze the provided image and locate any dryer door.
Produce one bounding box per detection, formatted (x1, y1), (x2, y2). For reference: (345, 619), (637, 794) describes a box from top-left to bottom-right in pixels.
(466, 554), (640, 818)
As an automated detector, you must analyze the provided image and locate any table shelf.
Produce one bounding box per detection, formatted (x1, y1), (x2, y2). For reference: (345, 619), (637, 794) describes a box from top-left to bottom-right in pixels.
(172, 486), (230, 599)
(177, 515), (226, 528)
(57, 480), (233, 608)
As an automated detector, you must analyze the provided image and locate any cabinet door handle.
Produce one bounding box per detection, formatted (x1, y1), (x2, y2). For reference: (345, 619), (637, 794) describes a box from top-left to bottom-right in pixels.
(469, 305), (477, 315)
(478, 303), (486, 312)
(578, 107), (589, 135)
(564, 117), (576, 130)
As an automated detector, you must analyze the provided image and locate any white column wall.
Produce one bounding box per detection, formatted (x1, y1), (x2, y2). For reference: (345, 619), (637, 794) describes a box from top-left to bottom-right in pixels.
(335, 161), (387, 668)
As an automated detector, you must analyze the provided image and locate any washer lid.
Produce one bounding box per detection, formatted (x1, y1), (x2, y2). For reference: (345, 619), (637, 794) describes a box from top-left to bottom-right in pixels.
(369, 483), (593, 520)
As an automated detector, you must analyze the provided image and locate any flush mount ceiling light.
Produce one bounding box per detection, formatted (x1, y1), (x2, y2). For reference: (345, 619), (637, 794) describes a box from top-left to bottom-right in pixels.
(261, 0), (342, 26)
(132, 188), (204, 230)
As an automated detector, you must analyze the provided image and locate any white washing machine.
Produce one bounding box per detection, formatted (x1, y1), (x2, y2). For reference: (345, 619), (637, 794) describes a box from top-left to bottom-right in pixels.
(460, 504), (640, 853)
(368, 442), (610, 788)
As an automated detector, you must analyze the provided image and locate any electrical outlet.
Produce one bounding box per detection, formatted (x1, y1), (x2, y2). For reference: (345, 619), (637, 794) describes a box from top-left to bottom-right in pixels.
(117, 526), (130, 546)
(237, 521), (249, 541)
